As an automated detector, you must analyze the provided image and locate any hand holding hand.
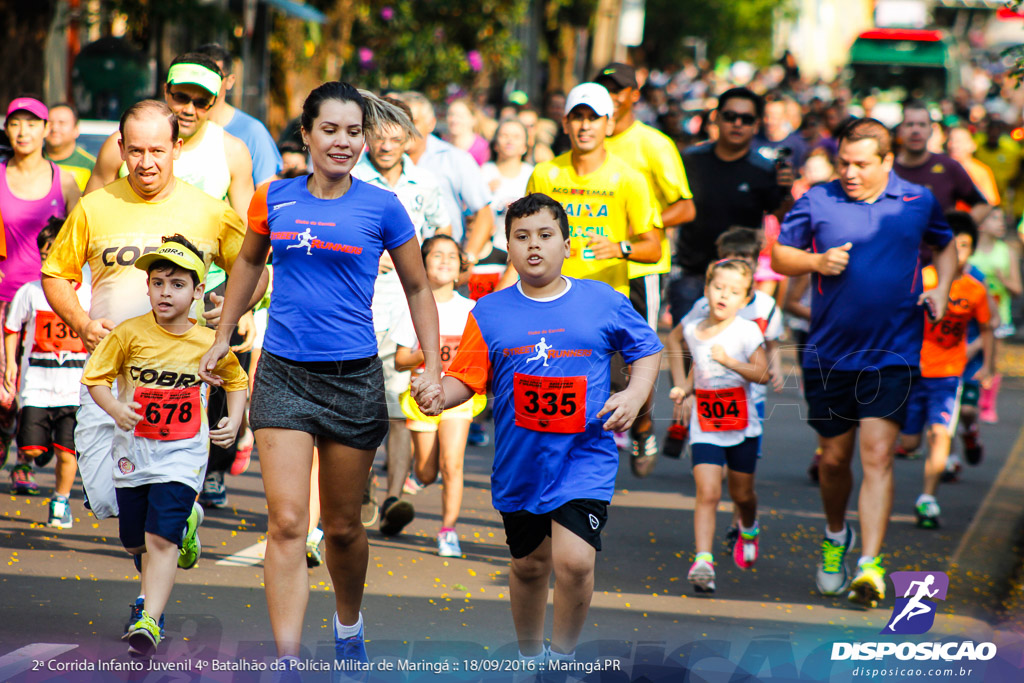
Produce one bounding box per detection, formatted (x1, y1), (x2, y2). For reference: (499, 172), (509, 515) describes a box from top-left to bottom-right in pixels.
(411, 375), (444, 416)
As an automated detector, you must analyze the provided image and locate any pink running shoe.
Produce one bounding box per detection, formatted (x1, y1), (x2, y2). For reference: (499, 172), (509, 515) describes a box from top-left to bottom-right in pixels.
(733, 529), (759, 569)
(229, 442), (252, 476)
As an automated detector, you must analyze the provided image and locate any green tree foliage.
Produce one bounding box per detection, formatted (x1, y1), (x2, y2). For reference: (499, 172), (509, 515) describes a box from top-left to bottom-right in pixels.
(338, 0), (529, 95)
(1004, 0), (1024, 86)
(643, 0), (789, 66)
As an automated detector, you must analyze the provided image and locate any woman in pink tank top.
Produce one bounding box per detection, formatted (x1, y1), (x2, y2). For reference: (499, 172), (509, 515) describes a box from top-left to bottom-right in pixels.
(0, 98), (80, 411)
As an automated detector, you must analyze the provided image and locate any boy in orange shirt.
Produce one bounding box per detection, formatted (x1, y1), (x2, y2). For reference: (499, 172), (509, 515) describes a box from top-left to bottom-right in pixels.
(896, 212), (995, 528)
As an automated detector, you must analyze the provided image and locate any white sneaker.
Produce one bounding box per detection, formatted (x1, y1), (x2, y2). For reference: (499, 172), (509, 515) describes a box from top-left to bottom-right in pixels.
(815, 526), (856, 595)
(437, 530), (462, 557)
(687, 557), (716, 593)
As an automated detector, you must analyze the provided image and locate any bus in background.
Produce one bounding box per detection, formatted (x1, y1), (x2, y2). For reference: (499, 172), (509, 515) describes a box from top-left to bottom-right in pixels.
(845, 27), (962, 126)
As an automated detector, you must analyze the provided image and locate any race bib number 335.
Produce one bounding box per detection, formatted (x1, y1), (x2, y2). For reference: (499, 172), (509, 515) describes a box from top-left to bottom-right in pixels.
(513, 373), (586, 433)
(133, 386), (201, 441)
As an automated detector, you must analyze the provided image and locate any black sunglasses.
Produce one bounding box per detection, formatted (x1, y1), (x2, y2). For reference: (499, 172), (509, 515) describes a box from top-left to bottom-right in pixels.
(167, 89), (215, 111)
(720, 110), (758, 126)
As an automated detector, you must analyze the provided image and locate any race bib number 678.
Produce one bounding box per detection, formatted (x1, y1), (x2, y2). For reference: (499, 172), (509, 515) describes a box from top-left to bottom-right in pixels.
(513, 373), (587, 433)
(133, 386), (202, 441)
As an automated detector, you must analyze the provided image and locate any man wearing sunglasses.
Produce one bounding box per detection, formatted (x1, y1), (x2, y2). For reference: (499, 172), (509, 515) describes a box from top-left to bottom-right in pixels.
(668, 87), (792, 328)
(87, 53), (254, 221)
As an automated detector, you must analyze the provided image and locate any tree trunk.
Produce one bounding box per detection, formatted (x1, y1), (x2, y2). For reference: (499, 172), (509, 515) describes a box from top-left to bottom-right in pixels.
(0, 1), (59, 104)
(547, 23), (579, 94)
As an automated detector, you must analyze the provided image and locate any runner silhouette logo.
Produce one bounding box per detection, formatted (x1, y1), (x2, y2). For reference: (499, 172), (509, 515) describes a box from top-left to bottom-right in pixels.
(882, 571), (948, 635)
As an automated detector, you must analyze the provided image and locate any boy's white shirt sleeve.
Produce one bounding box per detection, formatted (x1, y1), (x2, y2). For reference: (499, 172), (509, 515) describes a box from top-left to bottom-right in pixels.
(760, 293), (783, 341)
(6, 284), (32, 332)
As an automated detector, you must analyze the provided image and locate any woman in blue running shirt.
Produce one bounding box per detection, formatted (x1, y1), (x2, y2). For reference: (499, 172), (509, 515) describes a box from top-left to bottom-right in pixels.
(200, 81), (443, 671)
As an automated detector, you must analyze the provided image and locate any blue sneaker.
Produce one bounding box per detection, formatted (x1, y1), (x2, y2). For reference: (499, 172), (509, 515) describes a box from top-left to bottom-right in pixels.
(123, 598), (165, 639)
(467, 423), (489, 447)
(272, 657), (304, 683)
(334, 614), (369, 666)
(199, 471), (227, 508)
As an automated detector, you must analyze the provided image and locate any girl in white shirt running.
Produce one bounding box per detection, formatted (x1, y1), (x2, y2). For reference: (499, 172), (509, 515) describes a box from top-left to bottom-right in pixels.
(668, 259), (769, 593)
(394, 235), (484, 557)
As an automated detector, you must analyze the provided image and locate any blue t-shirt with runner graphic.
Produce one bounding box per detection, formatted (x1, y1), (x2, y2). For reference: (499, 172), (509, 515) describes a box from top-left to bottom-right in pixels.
(248, 175), (415, 361)
(445, 278), (663, 514)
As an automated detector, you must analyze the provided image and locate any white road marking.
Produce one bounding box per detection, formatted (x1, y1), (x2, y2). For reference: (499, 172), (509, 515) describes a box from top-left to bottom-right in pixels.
(0, 643), (79, 680)
(216, 540), (266, 566)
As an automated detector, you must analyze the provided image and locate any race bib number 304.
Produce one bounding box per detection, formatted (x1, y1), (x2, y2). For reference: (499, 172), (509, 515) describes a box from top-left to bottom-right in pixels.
(695, 387), (748, 432)
(133, 386), (201, 441)
(513, 373), (586, 433)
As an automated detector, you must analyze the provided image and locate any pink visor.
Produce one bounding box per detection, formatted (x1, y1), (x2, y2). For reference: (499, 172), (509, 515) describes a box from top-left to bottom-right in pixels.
(6, 97), (48, 121)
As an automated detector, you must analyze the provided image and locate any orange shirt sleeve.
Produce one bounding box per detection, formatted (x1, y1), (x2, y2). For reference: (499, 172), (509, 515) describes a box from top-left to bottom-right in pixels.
(248, 182), (271, 235)
(444, 313), (490, 394)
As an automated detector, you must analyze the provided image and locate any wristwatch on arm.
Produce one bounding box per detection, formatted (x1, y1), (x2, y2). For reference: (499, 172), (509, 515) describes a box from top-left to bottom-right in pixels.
(619, 240), (633, 260)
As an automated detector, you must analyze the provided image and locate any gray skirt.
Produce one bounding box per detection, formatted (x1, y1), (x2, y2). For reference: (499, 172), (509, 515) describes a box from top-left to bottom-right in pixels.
(249, 351), (389, 451)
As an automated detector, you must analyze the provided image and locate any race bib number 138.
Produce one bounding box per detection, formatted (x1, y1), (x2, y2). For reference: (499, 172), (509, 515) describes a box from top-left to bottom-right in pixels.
(34, 311), (85, 354)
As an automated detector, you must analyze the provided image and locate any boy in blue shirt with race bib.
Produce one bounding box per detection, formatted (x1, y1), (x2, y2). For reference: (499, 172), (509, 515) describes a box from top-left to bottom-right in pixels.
(413, 193), (663, 670)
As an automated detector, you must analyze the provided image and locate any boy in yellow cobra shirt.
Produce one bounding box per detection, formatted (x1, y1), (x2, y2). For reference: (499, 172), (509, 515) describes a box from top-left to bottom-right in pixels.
(82, 235), (248, 658)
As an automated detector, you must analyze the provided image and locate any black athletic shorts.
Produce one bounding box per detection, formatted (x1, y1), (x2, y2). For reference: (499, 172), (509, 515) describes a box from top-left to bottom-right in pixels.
(17, 405), (76, 459)
(500, 499), (608, 558)
(802, 364), (917, 438)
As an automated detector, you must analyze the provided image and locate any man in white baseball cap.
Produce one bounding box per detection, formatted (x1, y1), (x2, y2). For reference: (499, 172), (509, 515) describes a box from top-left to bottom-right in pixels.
(562, 82), (616, 119)
(525, 81), (662, 469)
(526, 80), (660, 294)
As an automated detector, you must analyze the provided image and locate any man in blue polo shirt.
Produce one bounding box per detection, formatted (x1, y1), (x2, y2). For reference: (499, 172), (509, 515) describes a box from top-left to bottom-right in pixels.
(772, 118), (957, 609)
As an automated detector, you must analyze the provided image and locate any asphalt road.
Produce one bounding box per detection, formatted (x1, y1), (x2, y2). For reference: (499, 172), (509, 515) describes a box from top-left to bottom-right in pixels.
(1, 365), (1023, 683)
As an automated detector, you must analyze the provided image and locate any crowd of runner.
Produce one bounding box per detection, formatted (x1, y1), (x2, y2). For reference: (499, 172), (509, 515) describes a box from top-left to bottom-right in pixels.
(1, 43), (1022, 677)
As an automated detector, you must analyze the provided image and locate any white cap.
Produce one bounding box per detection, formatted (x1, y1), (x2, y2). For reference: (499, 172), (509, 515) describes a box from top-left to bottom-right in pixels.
(564, 82), (614, 118)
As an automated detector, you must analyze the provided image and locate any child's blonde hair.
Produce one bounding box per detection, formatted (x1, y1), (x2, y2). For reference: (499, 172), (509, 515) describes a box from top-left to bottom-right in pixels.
(705, 258), (755, 297)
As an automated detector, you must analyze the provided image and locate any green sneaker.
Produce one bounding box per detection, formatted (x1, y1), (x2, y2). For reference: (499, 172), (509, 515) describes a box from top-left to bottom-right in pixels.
(848, 556), (886, 608)
(178, 502), (204, 570)
(915, 499), (940, 529)
(127, 610), (161, 657)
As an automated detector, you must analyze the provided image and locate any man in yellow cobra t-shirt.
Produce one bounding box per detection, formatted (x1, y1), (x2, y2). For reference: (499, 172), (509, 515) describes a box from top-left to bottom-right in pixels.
(40, 99), (268, 641)
(526, 82), (660, 297)
(526, 82), (661, 474)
